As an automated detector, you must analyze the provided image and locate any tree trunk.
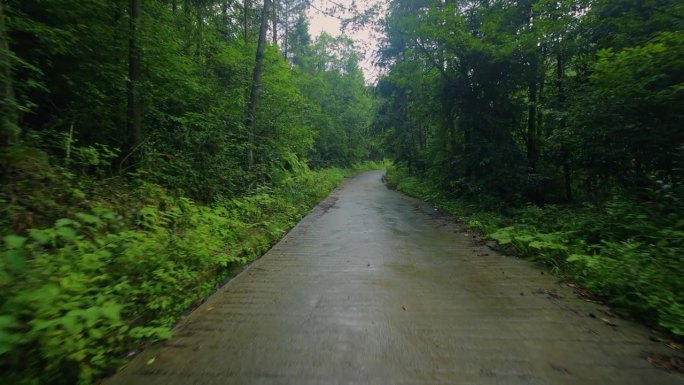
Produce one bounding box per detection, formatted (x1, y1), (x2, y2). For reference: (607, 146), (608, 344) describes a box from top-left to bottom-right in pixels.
(404, 92), (413, 175)
(556, 50), (573, 201)
(272, 0), (278, 45)
(524, 2), (539, 172)
(195, 2), (203, 58)
(563, 161), (573, 202)
(537, 69), (544, 136)
(222, 1), (234, 35)
(284, 0), (289, 59)
(556, 51), (564, 109)
(527, 79), (538, 171)
(243, 0), (249, 43)
(184, 0), (191, 52)
(0, 1), (18, 147)
(125, 0), (142, 169)
(418, 122), (425, 151)
(245, 0), (272, 168)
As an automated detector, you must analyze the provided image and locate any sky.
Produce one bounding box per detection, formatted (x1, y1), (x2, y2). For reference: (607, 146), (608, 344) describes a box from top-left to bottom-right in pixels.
(306, 0), (384, 83)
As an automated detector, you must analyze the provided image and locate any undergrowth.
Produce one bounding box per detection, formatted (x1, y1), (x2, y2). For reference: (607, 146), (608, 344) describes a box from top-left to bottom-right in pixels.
(385, 166), (684, 338)
(0, 152), (362, 385)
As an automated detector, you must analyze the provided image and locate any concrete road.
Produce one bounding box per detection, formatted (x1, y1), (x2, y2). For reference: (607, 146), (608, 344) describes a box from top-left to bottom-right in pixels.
(105, 171), (682, 385)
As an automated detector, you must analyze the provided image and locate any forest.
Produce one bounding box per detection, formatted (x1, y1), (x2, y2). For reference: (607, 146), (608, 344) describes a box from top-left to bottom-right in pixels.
(0, 1), (378, 383)
(377, 0), (683, 345)
(0, 0), (682, 384)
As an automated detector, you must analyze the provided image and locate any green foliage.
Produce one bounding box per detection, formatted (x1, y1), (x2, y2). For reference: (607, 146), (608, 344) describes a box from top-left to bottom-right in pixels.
(300, 33), (375, 168)
(3, 0), (375, 203)
(377, 0), (684, 339)
(490, 226), (572, 272)
(387, 166), (684, 337)
(350, 159), (393, 173)
(0, 0), (377, 383)
(569, 31), (684, 187)
(0, 166), (347, 385)
(376, 0), (683, 204)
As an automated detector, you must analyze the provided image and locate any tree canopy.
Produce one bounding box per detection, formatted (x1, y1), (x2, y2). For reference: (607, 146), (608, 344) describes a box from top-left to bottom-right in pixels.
(375, 0), (683, 204)
(0, 0), (376, 202)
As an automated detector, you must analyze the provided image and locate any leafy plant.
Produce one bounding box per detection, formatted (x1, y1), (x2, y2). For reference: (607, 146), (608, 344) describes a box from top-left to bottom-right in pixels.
(387, 165), (684, 337)
(0, 165), (348, 385)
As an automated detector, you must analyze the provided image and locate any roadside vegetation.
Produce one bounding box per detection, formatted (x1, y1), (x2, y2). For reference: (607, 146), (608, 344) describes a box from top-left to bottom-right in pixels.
(2, 0), (683, 383)
(1, 163), (349, 385)
(376, 0), (683, 339)
(0, 1), (384, 384)
(386, 166), (683, 339)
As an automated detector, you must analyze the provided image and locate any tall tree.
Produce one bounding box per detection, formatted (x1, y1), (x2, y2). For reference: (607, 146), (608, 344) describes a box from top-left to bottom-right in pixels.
(0, 1), (17, 147)
(243, 0), (249, 42)
(125, 0), (142, 168)
(245, 0), (272, 168)
(272, 0), (278, 45)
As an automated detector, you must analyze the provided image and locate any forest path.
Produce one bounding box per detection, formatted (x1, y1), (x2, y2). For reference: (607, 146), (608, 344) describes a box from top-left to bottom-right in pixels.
(105, 171), (681, 385)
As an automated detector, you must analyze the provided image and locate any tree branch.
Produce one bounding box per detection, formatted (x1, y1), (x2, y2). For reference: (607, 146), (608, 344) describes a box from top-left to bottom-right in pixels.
(412, 38), (448, 79)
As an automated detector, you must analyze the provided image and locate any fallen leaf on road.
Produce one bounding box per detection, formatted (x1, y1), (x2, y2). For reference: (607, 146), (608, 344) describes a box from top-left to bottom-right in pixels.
(147, 357), (156, 365)
(600, 317), (617, 327)
(532, 288), (563, 299)
(666, 341), (683, 352)
(646, 352), (684, 373)
(206, 307), (215, 312)
(566, 283), (592, 299)
(402, 305), (408, 311)
(549, 363), (572, 375)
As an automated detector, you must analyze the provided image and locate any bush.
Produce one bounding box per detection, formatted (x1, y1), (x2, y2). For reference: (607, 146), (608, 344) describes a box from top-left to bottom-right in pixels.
(386, 166), (684, 337)
(0, 167), (347, 385)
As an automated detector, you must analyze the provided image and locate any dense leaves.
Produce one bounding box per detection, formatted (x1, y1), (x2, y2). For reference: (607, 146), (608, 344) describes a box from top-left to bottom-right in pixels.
(378, 0), (683, 336)
(0, 166), (349, 385)
(386, 166), (684, 338)
(376, 0), (683, 202)
(0, 0), (377, 384)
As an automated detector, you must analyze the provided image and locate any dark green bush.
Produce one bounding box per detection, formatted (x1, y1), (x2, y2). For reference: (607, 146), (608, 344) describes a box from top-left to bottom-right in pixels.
(387, 166), (684, 337)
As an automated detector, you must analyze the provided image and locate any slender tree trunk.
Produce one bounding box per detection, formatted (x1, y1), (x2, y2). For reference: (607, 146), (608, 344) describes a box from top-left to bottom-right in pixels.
(0, 1), (18, 147)
(221, 2), (229, 37)
(524, 2), (539, 172)
(172, 0), (177, 13)
(418, 123), (425, 151)
(563, 161), (573, 202)
(556, 49), (573, 201)
(125, 0), (142, 168)
(556, 51), (564, 109)
(527, 79), (538, 171)
(195, 2), (202, 58)
(460, 64), (473, 178)
(245, 0), (272, 168)
(272, 0), (278, 45)
(284, 0), (289, 59)
(537, 69), (544, 135)
(404, 91), (414, 175)
(450, 114), (458, 154)
(183, 0), (191, 53)
(243, 0), (249, 43)
(464, 118), (473, 178)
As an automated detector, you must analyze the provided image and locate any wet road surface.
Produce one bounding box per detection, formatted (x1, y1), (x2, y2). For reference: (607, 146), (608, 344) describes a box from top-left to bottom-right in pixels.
(106, 171), (682, 385)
